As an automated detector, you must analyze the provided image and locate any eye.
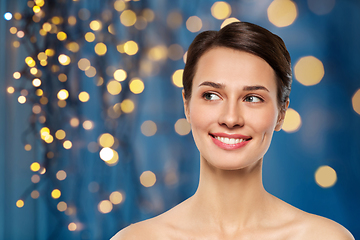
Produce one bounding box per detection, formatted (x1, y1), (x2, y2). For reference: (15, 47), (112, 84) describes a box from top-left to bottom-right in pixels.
(203, 92), (220, 101)
(244, 95), (263, 103)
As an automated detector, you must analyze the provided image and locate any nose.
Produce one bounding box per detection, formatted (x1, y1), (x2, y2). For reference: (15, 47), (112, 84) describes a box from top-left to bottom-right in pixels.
(218, 101), (244, 129)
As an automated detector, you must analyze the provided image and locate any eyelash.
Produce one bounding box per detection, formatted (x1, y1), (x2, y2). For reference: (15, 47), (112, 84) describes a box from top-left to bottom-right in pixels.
(202, 92), (264, 103)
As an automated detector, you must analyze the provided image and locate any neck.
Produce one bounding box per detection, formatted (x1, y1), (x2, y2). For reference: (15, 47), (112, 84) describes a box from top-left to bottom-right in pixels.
(190, 157), (272, 232)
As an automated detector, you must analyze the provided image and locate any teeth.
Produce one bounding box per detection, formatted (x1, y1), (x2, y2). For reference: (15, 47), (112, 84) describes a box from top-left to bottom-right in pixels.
(215, 136), (246, 145)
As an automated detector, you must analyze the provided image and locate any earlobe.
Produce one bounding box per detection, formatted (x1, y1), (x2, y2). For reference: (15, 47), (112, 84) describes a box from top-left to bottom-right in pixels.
(182, 90), (190, 123)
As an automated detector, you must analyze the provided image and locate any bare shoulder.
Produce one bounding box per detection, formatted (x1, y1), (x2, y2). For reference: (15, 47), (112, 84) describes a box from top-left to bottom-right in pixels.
(298, 212), (354, 240)
(110, 218), (160, 240)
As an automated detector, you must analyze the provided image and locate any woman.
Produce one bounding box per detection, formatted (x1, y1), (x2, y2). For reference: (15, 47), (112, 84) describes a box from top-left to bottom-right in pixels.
(112, 22), (354, 239)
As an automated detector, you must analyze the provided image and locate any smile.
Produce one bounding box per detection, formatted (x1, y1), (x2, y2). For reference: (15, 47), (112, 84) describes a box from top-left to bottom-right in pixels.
(210, 133), (252, 150)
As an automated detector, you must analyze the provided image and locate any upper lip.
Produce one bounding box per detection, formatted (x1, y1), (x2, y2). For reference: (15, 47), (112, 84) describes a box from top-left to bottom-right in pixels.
(210, 132), (252, 140)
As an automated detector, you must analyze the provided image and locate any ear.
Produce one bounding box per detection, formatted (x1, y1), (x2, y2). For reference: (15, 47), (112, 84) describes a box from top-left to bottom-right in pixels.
(275, 98), (290, 132)
(182, 90), (190, 123)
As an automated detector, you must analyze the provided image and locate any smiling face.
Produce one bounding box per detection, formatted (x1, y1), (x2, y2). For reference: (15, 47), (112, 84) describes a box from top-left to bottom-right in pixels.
(183, 47), (286, 170)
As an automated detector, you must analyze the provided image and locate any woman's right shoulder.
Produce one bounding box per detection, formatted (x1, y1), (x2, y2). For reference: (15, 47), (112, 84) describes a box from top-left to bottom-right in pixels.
(110, 219), (160, 240)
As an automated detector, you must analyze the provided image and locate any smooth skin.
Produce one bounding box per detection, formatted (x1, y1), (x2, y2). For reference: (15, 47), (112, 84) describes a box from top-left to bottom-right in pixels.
(112, 47), (354, 240)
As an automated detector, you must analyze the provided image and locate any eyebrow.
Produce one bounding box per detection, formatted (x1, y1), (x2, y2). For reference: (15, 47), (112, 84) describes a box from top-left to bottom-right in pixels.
(198, 81), (269, 92)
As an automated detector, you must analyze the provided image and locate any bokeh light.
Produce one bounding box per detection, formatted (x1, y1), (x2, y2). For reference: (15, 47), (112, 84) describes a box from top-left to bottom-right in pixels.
(282, 108), (302, 133)
(186, 16), (202, 33)
(267, 0), (297, 27)
(57, 201), (67, 212)
(174, 118), (191, 136)
(68, 222), (77, 231)
(16, 200), (24, 208)
(90, 20), (102, 31)
(114, 69), (127, 81)
(63, 140), (72, 149)
(315, 165), (337, 188)
(120, 10), (136, 27)
(124, 40), (139, 55)
(140, 171), (156, 187)
(109, 191), (123, 205)
(294, 56), (325, 86)
(58, 54), (71, 65)
(98, 133), (114, 148)
(51, 189), (61, 199)
(172, 69), (184, 88)
(221, 17), (240, 28)
(94, 43), (107, 56)
(211, 1), (232, 20)
(30, 162), (41, 172)
(141, 120), (157, 137)
(107, 81), (122, 95)
(57, 89), (69, 100)
(98, 200), (113, 214)
(351, 89), (360, 115)
(308, 0), (336, 15)
(31, 190), (40, 199)
(56, 170), (67, 181)
(55, 129), (66, 140)
(129, 78), (144, 94)
(83, 120), (94, 130)
(78, 91), (90, 102)
(120, 99), (135, 113)
(4, 12), (12, 21)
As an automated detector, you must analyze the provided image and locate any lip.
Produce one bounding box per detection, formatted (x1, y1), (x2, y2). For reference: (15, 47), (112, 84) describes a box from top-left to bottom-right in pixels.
(210, 132), (252, 150)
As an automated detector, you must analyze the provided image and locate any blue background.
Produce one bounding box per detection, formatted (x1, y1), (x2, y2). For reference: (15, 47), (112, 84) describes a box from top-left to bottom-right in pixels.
(0, 0), (359, 239)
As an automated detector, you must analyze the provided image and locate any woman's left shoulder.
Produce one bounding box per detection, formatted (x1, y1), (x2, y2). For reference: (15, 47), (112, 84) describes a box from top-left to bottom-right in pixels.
(298, 212), (354, 240)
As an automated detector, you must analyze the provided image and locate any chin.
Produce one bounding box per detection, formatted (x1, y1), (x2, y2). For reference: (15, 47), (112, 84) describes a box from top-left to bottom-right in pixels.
(202, 155), (263, 171)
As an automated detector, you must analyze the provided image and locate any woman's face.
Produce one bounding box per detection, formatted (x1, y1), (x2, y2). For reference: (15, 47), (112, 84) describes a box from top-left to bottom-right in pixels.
(183, 47), (286, 170)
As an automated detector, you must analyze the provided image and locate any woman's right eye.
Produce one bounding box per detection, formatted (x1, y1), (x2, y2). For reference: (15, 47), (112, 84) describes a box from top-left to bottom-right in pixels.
(203, 92), (220, 101)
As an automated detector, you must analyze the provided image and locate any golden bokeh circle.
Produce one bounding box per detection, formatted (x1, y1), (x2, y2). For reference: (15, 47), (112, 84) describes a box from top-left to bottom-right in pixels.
(186, 16), (202, 33)
(315, 165), (337, 188)
(294, 56), (325, 86)
(141, 120), (157, 137)
(351, 89), (360, 115)
(211, 1), (232, 20)
(282, 108), (302, 133)
(140, 171), (156, 187)
(267, 0), (297, 27)
(175, 118), (191, 136)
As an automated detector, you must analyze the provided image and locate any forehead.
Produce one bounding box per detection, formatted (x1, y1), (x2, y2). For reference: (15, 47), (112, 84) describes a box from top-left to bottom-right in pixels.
(193, 47), (277, 90)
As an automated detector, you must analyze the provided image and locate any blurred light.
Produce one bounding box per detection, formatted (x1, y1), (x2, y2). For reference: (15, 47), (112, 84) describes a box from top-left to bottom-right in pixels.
(18, 96), (26, 104)
(51, 189), (61, 199)
(51, 16), (62, 25)
(57, 89), (69, 100)
(56, 170), (67, 181)
(63, 140), (72, 149)
(28, 1), (35, 8)
(120, 10), (136, 27)
(114, 69), (127, 81)
(58, 54), (71, 65)
(98, 133), (114, 148)
(352, 89), (360, 115)
(85, 32), (95, 42)
(21, 89), (28, 96)
(282, 108), (301, 132)
(70, 117), (79, 127)
(186, 16), (202, 32)
(4, 12), (12, 20)
(308, 0), (335, 15)
(57, 201), (67, 212)
(134, 16), (147, 30)
(108, 24), (116, 34)
(85, 66), (97, 77)
(47, 152), (54, 159)
(13, 71), (21, 79)
(44, 135), (54, 144)
(87, 142), (99, 153)
(65, 206), (76, 216)
(31, 174), (40, 183)
(168, 44), (184, 61)
(78, 91), (90, 102)
(140, 171), (156, 187)
(100, 147), (114, 161)
(66, 42), (80, 52)
(148, 45), (167, 61)
(14, 12), (22, 20)
(78, 58), (91, 71)
(172, 69), (183, 88)
(57, 31), (67, 41)
(16, 30), (24, 38)
(167, 11), (182, 29)
(24, 144), (32, 151)
(105, 150), (119, 166)
(109, 191), (123, 204)
(88, 181), (99, 193)
(78, 8), (90, 21)
(95, 42), (107, 56)
(45, 48), (55, 56)
(141, 120), (157, 136)
(32, 104), (41, 114)
(114, 0), (126, 12)
(25, 57), (36, 67)
(108, 104), (122, 119)
(121, 99), (134, 113)
(68, 222), (77, 231)
(124, 40), (138, 55)
(107, 81), (122, 95)
(294, 56), (324, 86)
(55, 129), (66, 140)
(32, 78), (41, 87)
(129, 78), (144, 94)
(89, 20), (102, 31)
(13, 41), (20, 48)
(267, 0), (297, 27)
(142, 9), (155, 22)
(10, 27), (17, 34)
(30, 162), (41, 172)
(211, 1), (232, 20)
(175, 118), (191, 135)
(68, 16), (76, 25)
(58, 100), (66, 108)
(31, 190), (40, 199)
(16, 200), (24, 208)
(33, 6), (41, 13)
(42, 22), (52, 32)
(58, 73), (67, 82)
(221, 17), (240, 28)
(30, 67), (38, 75)
(98, 200), (113, 214)
(7, 87), (15, 94)
(83, 120), (94, 130)
(40, 96), (48, 104)
(40, 167), (46, 175)
(116, 43), (125, 53)
(315, 165), (337, 188)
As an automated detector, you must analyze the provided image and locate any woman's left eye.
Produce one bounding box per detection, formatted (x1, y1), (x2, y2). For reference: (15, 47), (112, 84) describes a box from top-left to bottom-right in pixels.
(244, 95), (263, 103)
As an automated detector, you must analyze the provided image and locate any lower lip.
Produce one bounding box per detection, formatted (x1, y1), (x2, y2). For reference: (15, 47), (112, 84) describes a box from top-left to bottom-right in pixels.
(211, 136), (250, 150)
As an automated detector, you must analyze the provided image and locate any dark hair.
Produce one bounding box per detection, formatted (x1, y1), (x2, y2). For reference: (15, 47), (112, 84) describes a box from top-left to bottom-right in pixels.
(183, 22), (292, 111)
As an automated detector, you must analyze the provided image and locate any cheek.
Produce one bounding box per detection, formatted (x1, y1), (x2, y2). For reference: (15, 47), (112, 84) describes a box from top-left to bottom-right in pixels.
(246, 107), (278, 133)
